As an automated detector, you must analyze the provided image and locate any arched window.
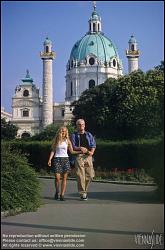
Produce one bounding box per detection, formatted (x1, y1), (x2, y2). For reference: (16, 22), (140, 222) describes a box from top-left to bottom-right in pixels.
(70, 82), (73, 96)
(21, 132), (31, 138)
(131, 44), (135, 51)
(98, 23), (100, 31)
(71, 60), (74, 68)
(89, 57), (95, 65)
(46, 46), (49, 53)
(61, 109), (65, 117)
(93, 23), (96, 32)
(23, 89), (29, 97)
(113, 59), (116, 67)
(89, 79), (95, 88)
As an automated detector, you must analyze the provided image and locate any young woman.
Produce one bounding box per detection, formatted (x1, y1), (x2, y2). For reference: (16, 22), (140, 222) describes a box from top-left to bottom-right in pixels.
(48, 126), (81, 201)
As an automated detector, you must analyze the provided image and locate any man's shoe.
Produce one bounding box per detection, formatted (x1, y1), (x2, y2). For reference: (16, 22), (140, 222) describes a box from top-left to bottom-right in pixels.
(60, 195), (65, 201)
(54, 192), (59, 200)
(80, 193), (88, 201)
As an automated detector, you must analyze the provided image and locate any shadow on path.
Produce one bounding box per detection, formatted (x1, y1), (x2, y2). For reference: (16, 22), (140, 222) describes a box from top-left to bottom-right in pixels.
(42, 190), (162, 204)
(84, 190), (162, 204)
(1, 221), (162, 235)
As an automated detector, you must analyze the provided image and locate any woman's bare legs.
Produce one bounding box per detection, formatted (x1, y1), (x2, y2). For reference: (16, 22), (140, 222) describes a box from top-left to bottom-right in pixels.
(61, 172), (68, 196)
(55, 173), (61, 194)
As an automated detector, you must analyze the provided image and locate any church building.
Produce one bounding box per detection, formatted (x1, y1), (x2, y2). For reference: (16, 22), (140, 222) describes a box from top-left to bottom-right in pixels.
(10, 2), (140, 138)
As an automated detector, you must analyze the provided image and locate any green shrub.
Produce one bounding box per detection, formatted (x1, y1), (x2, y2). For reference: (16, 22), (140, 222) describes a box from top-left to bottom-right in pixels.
(1, 144), (41, 213)
(1, 140), (51, 172)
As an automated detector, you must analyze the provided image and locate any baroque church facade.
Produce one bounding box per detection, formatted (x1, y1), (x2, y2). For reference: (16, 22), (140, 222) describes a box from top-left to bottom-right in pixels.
(10, 3), (140, 138)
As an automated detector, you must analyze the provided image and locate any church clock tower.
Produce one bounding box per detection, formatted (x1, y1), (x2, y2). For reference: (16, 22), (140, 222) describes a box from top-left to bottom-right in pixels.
(12, 70), (41, 138)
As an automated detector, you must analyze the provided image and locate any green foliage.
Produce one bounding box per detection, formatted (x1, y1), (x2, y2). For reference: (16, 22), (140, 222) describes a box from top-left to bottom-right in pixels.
(154, 60), (164, 71)
(72, 67), (164, 139)
(1, 118), (18, 140)
(1, 140), (51, 172)
(24, 123), (75, 141)
(1, 144), (41, 213)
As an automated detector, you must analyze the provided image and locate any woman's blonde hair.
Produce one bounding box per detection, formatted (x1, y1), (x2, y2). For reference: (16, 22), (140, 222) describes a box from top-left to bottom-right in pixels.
(51, 126), (70, 151)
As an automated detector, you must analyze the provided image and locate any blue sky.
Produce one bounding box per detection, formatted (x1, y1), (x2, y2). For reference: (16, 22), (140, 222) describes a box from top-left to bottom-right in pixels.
(1, 1), (164, 113)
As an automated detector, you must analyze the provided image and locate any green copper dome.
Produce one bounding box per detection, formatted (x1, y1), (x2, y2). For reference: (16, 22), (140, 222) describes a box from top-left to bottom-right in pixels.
(70, 33), (119, 63)
(21, 70), (33, 84)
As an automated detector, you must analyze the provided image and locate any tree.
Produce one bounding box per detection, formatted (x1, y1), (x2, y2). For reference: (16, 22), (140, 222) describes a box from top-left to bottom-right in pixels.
(1, 118), (18, 140)
(27, 123), (75, 141)
(72, 67), (164, 140)
(154, 60), (164, 72)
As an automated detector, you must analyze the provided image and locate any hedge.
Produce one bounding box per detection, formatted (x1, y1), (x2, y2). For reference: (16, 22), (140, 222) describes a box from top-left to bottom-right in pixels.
(1, 137), (164, 200)
(1, 137), (163, 171)
(1, 144), (41, 213)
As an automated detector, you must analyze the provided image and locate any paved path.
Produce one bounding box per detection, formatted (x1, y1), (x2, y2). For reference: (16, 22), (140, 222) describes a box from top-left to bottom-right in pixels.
(1, 179), (164, 249)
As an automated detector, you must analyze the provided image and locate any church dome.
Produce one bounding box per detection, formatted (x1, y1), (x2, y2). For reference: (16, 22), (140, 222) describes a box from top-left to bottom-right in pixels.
(70, 33), (119, 64)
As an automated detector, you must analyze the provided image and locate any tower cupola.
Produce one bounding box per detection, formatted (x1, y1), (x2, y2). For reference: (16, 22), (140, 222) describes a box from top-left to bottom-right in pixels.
(88, 1), (102, 33)
(126, 35), (140, 73)
(21, 69), (33, 84)
(43, 37), (53, 54)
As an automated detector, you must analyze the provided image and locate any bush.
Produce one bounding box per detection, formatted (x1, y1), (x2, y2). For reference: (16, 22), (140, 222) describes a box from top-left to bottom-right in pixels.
(1, 140), (51, 172)
(1, 144), (41, 213)
(1, 118), (18, 140)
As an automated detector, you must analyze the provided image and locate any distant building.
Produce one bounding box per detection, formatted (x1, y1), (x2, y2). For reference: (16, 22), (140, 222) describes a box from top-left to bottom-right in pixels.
(2, 2), (140, 138)
(1, 107), (12, 122)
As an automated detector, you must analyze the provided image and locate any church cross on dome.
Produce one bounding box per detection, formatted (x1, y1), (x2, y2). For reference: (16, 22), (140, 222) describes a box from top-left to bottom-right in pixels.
(93, 1), (96, 11)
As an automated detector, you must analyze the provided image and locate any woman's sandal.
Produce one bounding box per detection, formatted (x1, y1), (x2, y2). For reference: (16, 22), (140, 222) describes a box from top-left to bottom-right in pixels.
(54, 192), (59, 200)
(60, 195), (65, 201)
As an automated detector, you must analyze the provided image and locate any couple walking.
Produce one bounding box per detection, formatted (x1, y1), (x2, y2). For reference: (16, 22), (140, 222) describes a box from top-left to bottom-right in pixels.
(48, 119), (96, 201)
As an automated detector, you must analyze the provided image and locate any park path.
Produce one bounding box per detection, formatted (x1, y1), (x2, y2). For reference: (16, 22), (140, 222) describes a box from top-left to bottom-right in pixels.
(1, 178), (164, 249)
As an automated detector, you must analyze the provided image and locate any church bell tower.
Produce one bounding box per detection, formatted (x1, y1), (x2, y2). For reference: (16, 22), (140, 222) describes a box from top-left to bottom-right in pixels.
(126, 35), (140, 73)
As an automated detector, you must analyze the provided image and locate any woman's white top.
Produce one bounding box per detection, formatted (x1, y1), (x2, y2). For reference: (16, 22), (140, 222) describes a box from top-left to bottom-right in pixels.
(54, 140), (69, 157)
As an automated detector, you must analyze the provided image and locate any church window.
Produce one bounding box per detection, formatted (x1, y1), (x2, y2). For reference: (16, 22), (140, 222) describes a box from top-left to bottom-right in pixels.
(98, 23), (100, 31)
(61, 109), (65, 117)
(21, 132), (30, 138)
(93, 23), (96, 32)
(113, 59), (116, 67)
(71, 60), (74, 68)
(70, 82), (73, 96)
(89, 79), (95, 88)
(89, 41), (94, 46)
(131, 44), (135, 51)
(23, 110), (29, 117)
(89, 57), (95, 65)
(46, 46), (49, 53)
(23, 89), (29, 97)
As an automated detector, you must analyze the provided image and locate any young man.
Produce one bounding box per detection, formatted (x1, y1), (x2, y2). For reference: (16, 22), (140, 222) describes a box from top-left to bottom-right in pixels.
(71, 119), (96, 200)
